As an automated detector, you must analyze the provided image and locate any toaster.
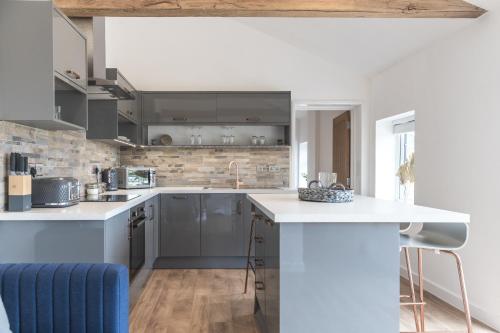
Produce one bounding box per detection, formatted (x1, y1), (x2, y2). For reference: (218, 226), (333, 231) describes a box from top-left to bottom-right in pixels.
(32, 177), (80, 208)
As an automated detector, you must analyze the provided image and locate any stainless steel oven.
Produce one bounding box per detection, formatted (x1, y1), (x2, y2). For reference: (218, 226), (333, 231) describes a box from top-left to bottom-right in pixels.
(117, 167), (156, 189)
(129, 203), (146, 281)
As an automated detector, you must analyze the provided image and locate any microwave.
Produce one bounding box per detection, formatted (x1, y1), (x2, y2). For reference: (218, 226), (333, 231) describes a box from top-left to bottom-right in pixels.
(117, 167), (156, 189)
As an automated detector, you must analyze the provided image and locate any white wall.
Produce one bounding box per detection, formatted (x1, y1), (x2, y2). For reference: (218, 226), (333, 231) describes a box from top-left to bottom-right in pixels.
(105, 17), (368, 101)
(370, 6), (500, 329)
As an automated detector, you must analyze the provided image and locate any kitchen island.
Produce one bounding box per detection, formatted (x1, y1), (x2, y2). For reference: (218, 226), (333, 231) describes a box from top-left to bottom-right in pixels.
(247, 193), (470, 333)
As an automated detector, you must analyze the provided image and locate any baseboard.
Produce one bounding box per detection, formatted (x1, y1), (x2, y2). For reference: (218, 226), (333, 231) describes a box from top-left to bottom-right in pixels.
(400, 266), (500, 331)
(154, 256), (247, 269)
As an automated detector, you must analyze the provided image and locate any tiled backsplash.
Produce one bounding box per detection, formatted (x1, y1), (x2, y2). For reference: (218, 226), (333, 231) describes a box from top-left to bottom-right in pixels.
(0, 121), (120, 209)
(120, 146), (290, 188)
(0, 121), (291, 210)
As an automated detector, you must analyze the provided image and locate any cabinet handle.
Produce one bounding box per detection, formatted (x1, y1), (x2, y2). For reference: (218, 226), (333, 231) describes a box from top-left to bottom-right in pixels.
(65, 70), (81, 80)
(172, 195), (188, 200)
(255, 258), (265, 267)
(237, 200), (243, 215)
(246, 117), (261, 122)
(255, 235), (264, 243)
(265, 219), (274, 226)
(150, 204), (154, 220)
(255, 281), (265, 291)
(172, 117), (188, 121)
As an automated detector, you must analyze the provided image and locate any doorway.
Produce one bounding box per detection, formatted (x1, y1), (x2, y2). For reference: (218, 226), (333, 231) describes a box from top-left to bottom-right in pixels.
(294, 109), (352, 188)
(332, 111), (351, 187)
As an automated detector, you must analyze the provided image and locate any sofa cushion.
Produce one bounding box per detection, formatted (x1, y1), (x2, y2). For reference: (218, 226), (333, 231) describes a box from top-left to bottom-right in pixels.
(0, 295), (12, 333)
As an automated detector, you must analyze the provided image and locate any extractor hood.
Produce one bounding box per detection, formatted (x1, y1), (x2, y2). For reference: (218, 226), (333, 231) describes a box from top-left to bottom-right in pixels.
(71, 17), (135, 100)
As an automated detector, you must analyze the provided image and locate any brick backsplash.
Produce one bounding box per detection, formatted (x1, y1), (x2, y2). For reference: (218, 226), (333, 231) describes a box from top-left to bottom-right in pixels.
(120, 146), (290, 188)
(0, 121), (120, 210)
(0, 121), (291, 210)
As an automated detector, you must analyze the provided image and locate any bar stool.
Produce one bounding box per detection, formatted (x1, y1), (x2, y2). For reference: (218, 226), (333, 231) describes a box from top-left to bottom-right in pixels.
(400, 222), (473, 333)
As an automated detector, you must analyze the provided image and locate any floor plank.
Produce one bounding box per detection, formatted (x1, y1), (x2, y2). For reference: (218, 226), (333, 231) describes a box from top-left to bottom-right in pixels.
(130, 269), (497, 333)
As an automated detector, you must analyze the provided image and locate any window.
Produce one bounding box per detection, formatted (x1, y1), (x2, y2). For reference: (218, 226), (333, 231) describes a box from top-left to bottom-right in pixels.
(394, 120), (415, 203)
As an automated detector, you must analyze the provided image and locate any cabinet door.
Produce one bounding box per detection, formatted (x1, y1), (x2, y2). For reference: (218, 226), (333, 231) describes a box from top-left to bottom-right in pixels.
(53, 9), (87, 90)
(104, 211), (130, 268)
(160, 194), (201, 257)
(118, 91), (138, 123)
(201, 194), (245, 257)
(255, 214), (266, 317)
(216, 93), (291, 124)
(267, 221), (280, 333)
(142, 93), (217, 124)
(145, 196), (158, 269)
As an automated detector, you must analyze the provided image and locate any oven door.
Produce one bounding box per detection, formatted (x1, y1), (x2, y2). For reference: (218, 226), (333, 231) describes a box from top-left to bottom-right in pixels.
(129, 215), (146, 281)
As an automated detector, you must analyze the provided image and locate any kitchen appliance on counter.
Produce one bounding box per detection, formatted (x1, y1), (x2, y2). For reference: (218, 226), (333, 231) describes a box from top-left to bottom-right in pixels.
(101, 168), (118, 191)
(32, 177), (80, 208)
(129, 202), (146, 281)
(7, 152), (32, 211)
(117, 167), (156, 189)
(80, 194), (141, 202)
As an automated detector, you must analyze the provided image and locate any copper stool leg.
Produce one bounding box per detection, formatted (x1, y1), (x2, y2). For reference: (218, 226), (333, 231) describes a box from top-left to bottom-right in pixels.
(443, 250), (473, 333)
(404, 247), (422, 332)
(418, 248), (425, 332)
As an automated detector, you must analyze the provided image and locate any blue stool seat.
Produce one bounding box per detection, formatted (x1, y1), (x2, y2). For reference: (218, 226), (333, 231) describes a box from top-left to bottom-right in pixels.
(0, 263), (129, 333)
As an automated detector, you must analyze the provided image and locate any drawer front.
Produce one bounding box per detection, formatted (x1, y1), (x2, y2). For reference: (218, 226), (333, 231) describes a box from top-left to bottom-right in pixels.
(142, 93), (217, 124)
(53, 9), (87, 89)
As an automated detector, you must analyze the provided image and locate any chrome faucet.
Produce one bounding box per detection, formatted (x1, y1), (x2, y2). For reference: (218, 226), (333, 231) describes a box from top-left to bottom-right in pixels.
(228, 161), (241, 189)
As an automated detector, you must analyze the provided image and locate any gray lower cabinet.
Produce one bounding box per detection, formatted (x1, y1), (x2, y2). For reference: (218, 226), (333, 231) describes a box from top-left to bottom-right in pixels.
(254, 208), (280, 333)
(201, 194), (245, 257)
(104, 211), (130, 268)
(160, 194), (201, 257)
(145, 195), (159, 268)
(216, 92), (291, 124)
(157, 193), (250, 268)
(142, 92), (217, 124)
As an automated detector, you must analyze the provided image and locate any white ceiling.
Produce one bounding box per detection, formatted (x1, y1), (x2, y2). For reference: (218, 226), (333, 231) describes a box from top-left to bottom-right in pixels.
(106, 0), (499, 85)
(233, 0), (499, 77)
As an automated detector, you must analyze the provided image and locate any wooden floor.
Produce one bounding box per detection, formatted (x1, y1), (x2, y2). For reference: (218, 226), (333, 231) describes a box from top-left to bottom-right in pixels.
(130, 269), (497, 333)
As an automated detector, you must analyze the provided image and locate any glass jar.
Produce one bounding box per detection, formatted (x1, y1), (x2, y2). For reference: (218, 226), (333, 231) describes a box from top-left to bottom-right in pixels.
(259, 136), (266, 145)
(251, 136), (258, 145)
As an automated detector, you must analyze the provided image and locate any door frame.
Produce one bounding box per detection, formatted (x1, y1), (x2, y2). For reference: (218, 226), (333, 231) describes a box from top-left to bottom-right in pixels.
(292, 100), (368, 195)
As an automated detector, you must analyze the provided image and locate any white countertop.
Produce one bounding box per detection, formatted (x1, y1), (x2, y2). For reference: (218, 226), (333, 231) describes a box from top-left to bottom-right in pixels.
(247, 193), (470, 223)
(0, 187), (294, 221)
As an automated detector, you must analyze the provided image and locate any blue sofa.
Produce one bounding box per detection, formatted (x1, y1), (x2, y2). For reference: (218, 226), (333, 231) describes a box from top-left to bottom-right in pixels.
(0, 263), (129, 333)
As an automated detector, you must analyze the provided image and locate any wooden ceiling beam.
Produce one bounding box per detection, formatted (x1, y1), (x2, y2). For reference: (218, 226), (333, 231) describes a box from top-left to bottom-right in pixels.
(54, 0), (486, 18)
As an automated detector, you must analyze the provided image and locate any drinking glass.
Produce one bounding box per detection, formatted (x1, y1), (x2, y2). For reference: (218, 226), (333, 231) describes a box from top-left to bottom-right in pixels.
(318, 172), (337, 188)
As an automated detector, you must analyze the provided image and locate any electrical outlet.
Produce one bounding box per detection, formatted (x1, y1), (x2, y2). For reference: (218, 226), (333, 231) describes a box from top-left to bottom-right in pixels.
(269, 165), (281, 172)
(256, 165), (268, 173)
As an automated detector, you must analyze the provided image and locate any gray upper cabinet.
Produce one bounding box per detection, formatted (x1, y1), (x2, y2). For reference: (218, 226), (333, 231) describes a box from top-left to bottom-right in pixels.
(201, 194), (245, 257)
(0, 1), (87, 130)
(142, 93), (217, 124)
(118, 91), (139, 123)
(160, 194), (201, 257)
(216, 92), (291, 124)
(53, 9), (87, 90)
